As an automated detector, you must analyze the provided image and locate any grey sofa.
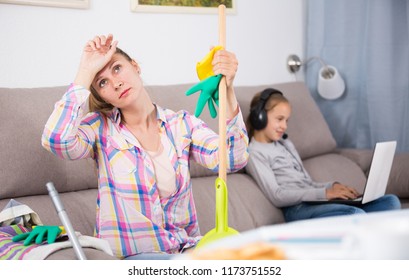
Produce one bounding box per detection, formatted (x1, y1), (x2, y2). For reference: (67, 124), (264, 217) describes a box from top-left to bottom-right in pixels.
(1, 81), (408, 259)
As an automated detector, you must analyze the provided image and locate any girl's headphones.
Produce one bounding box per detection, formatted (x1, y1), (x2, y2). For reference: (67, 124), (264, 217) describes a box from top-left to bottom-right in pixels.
(249, 88), (283, 130)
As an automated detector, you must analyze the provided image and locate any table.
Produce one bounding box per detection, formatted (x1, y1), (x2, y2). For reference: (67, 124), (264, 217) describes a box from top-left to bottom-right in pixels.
(196, 209), (409, 260)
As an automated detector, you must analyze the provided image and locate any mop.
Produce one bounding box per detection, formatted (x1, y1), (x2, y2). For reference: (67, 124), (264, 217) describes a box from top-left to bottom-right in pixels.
(186, 4), (239, 250)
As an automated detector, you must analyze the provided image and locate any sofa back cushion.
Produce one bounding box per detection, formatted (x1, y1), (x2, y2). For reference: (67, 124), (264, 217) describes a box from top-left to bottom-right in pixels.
(0, 86), (97, 199)
(0, 81), (336, 199)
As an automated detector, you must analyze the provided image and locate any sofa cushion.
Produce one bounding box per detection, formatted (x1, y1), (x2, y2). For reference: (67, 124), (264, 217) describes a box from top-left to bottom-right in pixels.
(386, 153), (409, 198)
(0, 87), (98, 199)
(0, 189), (97, 237)
(303, 153), (367, 194)
(189, 160), (218, 178)
(336, 148), (374, 174)
(192, 174), (285, 234)
(337, 149), (409, 198)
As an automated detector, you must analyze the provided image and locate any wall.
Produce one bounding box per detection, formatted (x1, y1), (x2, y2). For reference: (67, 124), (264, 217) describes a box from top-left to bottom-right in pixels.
(0, 0), (303, 88)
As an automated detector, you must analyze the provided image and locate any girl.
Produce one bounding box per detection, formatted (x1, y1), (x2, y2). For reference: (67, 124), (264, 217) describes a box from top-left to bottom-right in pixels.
(245, 88), (400, 222)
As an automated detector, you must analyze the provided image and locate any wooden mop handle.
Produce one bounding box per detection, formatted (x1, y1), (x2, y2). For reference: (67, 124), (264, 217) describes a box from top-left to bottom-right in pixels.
(218, 4), (227, 182)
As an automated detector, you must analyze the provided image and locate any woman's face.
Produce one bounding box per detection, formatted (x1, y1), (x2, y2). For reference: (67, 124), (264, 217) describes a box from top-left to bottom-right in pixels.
(258, 102), (291, 143)
(92, 53), (142, 108)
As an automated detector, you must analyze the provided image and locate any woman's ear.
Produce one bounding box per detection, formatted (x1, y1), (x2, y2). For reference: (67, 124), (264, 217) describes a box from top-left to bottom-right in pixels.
(131, 60), (141, 74)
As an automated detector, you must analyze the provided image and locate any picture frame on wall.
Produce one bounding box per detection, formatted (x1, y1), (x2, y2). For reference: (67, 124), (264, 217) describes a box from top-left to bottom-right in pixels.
(131, 0), (236, 14)
(0, 0), (89, 9)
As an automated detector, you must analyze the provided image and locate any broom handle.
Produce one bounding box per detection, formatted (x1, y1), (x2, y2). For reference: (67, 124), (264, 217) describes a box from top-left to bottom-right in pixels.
(218, 4), (227, 182)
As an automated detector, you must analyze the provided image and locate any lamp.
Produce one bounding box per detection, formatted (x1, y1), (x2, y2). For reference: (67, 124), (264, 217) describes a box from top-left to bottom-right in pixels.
(287, 54), (345, 100)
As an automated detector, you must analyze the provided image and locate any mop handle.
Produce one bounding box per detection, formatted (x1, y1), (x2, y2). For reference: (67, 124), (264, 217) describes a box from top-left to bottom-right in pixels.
(46, 182), (87, 260)
(218, 4), (227, 182)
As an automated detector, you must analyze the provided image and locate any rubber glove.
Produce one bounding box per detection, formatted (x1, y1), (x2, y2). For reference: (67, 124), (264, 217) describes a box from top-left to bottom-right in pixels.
(186, 74), (222, 118)
(196, 45), (223, 81)
(12, 225), (63, 246)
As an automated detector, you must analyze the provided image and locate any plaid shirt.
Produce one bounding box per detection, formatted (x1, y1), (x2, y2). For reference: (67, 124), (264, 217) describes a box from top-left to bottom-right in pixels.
(42, 84), (249, 258)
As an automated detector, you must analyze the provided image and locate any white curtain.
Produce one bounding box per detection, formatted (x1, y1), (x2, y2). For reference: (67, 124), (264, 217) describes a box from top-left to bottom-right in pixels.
(306, 0), (409, 153)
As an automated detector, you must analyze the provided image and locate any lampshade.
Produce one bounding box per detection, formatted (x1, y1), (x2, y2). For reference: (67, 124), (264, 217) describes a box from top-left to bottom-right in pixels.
(317, 65), (345, 100)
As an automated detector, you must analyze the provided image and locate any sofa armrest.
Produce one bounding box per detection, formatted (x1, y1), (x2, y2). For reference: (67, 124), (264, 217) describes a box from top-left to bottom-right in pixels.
(387, 153), (409, 198)
(336, 148), (373, 175)
(337, 149), (409, 199)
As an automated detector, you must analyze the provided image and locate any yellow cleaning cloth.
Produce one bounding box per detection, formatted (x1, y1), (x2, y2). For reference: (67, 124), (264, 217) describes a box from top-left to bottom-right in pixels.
(196, 45), (223, 81)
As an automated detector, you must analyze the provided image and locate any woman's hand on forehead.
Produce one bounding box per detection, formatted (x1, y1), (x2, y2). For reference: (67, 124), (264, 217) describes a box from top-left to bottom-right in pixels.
(87, 34), (115, 51)
(75, 34), (118, 89)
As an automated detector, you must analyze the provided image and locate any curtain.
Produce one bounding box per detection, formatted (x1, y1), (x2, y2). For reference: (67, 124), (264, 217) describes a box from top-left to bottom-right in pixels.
(306, 0), (409, 153)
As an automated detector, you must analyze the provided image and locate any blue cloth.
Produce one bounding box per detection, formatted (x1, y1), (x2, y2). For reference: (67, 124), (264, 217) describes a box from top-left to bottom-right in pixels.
(282, 194), (401, 222)
(306, 0), (409, 153)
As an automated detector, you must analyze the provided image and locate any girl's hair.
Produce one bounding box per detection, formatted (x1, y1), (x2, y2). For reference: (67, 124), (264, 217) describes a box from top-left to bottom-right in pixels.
(246, 91), (290, 140)
(88, 47), (133, 115)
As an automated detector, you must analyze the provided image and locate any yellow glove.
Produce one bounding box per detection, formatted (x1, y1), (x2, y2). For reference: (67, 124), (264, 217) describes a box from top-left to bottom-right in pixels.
(196, 45), (223, 81)
(187, 46), (224, 118)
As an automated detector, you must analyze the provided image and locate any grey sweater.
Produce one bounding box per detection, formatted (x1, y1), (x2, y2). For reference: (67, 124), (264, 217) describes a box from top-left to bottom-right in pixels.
(245, 138), (334, 207)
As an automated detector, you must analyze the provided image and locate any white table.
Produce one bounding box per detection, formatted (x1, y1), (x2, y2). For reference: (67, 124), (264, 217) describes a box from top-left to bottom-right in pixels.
(197, 209), (409, 260)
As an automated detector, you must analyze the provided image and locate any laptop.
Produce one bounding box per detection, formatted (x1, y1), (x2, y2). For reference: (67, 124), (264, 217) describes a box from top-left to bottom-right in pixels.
(305, 141), (397, 205)
(46, 182), (87, 260)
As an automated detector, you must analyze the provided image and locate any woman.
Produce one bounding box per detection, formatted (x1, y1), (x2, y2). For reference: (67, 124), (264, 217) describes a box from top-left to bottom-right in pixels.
(245, 88), (400, 222)
(41, 34), (249, 259)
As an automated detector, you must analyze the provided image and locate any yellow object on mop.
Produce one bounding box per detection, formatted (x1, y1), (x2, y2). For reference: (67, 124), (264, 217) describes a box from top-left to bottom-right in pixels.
(196, 45), (223, 81)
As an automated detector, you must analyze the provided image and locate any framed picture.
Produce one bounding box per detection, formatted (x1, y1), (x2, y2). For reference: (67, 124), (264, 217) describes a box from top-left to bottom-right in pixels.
(131, 0), (236, 14)
(0, 0), (89, 9)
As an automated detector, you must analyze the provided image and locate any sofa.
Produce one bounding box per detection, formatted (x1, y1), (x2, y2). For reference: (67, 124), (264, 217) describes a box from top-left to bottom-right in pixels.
(1, 81), (408, 260)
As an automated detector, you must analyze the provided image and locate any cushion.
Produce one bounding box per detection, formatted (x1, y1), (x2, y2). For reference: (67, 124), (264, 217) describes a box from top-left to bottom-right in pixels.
(386, 153), (409, 198)
(192, 173), (284, 234)
(303, 153), (367, 194)
(337, 148), (374, 174)
(337, 149), (409, 198)
(0, 189), (97, 237)
(0, 86), (97, 200)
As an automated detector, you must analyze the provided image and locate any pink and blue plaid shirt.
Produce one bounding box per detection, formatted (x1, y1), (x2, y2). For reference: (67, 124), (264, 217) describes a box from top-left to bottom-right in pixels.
(42, 84), (249, 258)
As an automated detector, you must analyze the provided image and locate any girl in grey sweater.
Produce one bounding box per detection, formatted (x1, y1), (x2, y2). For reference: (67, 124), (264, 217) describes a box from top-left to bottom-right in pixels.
(245, 88), (400, 222)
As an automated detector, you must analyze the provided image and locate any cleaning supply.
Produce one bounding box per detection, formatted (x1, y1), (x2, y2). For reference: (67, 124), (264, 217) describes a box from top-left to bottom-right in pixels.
(195, 178), (238, 249)
(185, 44), (223, 118)
(12, 225), (65, 246)
(196, 45), (223, 81)
(194, 4), (239, 249)
(186, 74), (221, 118)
